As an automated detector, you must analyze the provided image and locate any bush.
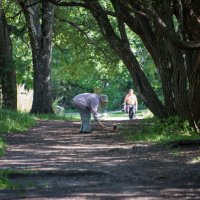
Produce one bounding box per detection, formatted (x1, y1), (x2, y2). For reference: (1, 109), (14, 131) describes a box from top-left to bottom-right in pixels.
(122, 116), (200, 143)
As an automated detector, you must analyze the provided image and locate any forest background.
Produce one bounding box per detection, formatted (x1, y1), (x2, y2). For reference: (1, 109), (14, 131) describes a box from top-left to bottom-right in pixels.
(0, 0), (200, 132)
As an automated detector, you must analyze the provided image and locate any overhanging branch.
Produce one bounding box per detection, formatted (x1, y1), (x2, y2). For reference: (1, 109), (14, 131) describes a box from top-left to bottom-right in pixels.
(47, 0), (88, 8)
(122, 0), (200, 50)
(55, 15), (110, 61)
(150, 8), (200, 50)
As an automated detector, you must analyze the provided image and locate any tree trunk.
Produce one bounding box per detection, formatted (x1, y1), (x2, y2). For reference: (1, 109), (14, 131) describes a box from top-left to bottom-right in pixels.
(118, 2), (176, 115)
(88, 2), (168, 118)
(20, 1), (54, 113)
(0, 5), (17, 110)
(188, 51), (200, 131)
(154, 1), (191, 119)
(120, 0), (199, 130)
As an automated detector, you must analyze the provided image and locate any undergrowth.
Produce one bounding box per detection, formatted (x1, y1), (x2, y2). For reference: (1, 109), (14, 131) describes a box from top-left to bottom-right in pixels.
(0, 169), (35, 189)
(0, 169), (14, 189)
(31, 113), (78, 121)
(121, 116), (200, 144)
(0, 109), (36, 156)
(0, 109), (36, 133)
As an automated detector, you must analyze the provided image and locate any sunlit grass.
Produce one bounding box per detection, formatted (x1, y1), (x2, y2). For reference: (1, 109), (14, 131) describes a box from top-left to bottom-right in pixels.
(0, 137), (5, 156)
(121, 117), (200, 144)
(0, 169), (15, 189)
(0, 109), (36, 156)
(191, 157), (200, 163)
(103, 109), (152, 119)
(0, 169), (36, 189)
(31, 113), (80, 121)
(0, 109), (36, 133)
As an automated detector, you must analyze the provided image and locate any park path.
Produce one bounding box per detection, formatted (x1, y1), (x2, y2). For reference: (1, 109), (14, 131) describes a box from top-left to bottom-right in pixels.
(0, 119), (200, 200)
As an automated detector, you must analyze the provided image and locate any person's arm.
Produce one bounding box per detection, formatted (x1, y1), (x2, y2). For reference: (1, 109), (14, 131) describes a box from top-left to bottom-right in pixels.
(123, 94), (128, 105)
(96, 120), (105, 129)
(123, 94), (128, 111)
(90, 97), (105, 129)
(135, 96), (138, 111)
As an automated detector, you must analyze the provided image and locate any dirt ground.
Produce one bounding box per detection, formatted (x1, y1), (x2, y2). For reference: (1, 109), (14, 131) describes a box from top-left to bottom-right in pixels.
(0, 119), (200, 200)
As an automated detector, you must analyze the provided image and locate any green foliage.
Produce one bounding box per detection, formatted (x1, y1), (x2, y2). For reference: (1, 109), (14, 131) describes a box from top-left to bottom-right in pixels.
(51, 5), (161, 110)
(153, 116), (194, 136)
(13, 36), (33, 89)
(0, 109), (35, 155)
(0, 169), (31, 189)
(31, 113), (79, 121)
(191, 157), (200, 164)
(5, 1), (160, 112)
(122, 117), (200, 143)
(0, 169), (13, 189)
(128, 32), (162, 98)
(2, 0), (33, 89)
(0, 137), (5, 156)
(51, 6), (134, 110)
(0, 109), (36, 133)
(0, 109), (35, 157)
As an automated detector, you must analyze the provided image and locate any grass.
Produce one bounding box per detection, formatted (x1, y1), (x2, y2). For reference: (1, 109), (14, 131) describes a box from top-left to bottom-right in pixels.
(0, 109), (36, 133)
(0, 137), (5, 156)
(31, 113), (79, 121)
(0, 109), (36, 156)
(0, 169), (38, 189)
(121, 117), (200, 144)
(191, 157), (200, 163)
(0, 169), (15, 189)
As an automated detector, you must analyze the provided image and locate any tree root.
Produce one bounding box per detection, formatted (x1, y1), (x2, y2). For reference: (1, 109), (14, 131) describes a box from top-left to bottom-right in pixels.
(169, 139), (200, 148)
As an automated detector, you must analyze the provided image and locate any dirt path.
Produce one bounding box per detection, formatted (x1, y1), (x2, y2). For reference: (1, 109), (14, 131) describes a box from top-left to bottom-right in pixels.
(0, 120), (200, 200)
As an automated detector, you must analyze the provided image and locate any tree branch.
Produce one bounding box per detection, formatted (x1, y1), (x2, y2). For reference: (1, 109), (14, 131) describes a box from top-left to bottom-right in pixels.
(148, 7), (200, 50)
(47, 0), (88, 8)
(55, 15), (110, 61)
(125, 1), (200, 50)
(111, 0), (129, 48)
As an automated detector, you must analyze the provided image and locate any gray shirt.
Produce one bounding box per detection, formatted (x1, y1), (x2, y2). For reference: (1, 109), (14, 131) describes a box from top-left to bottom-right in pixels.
(73, 93), (100, 120)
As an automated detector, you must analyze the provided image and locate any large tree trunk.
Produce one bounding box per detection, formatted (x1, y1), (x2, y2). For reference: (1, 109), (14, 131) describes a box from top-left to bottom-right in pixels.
(117, 1), (176, 115)
(189, 52), (200, 130)
(19, 0), (54, 113)
(88, 2), (168, 118)
(182, 1), (200, 130)
(0, 5), (17, 110)
(154, 0), (191, 119)
(117, 0), (200, 131)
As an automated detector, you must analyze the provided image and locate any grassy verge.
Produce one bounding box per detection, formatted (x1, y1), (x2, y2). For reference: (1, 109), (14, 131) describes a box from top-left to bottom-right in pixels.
(121, 117), (200, 144)
(0, 169), (39, 189)
(0, 169), (14, 189)
(31, 113), (80, 121)
(0, 109), (36, 156)
(0, 109), (36, 133)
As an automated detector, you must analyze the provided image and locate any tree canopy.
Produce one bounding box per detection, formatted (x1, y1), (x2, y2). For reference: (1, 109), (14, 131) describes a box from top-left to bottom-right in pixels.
(0, 0), (199, 132)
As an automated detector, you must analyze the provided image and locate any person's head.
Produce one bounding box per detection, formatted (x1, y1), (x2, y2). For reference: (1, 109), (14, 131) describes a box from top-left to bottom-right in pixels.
(99, 94), (109, 106)
(129, 89), (134, 95)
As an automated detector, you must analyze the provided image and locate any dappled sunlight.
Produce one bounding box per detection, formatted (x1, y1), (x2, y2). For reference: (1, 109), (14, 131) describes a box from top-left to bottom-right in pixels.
(0, 120), (200, 199)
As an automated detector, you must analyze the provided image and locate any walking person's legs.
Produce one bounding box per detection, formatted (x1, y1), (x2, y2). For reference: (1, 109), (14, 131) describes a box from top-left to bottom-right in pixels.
(129, 105), (136, 119)
(133, 105), (136, 118)
(128, 105), (134, 119)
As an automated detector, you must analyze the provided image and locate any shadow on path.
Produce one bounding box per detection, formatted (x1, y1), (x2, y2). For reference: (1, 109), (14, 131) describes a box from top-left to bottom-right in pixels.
(0, 120), (200, 200)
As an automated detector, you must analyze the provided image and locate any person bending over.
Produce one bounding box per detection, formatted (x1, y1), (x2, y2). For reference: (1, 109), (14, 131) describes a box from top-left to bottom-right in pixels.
(73, 93), (109, 133)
